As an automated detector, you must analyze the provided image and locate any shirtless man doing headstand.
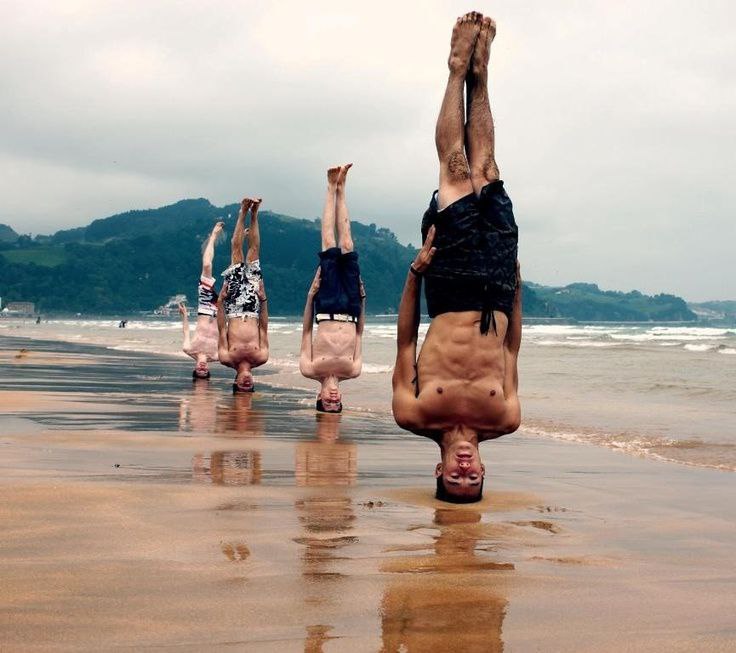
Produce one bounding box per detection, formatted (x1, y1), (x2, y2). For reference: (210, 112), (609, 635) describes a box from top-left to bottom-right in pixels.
(392, 13), (522, 503)
(300, 165), (366, 412)
(217, 198), (269, 393)
(179, 220), (224, 379)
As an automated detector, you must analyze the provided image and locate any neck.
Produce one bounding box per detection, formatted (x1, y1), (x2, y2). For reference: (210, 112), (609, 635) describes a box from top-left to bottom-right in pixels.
(439, 425), (479, 453)
(320, 375), (339, 393)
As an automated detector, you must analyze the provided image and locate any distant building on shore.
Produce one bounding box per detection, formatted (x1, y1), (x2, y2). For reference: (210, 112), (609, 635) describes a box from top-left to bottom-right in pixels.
(155, 294), (187, 316)
(1, 301), (36, 316)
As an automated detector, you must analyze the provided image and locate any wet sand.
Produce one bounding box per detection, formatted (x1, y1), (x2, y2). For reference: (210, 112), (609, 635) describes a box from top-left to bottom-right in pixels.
(0, 336), (734, 651)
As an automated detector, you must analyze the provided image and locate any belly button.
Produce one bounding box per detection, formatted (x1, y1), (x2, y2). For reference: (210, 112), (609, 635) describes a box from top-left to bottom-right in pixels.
(490, 389), (496, 396)
(437, 387), (443, 394)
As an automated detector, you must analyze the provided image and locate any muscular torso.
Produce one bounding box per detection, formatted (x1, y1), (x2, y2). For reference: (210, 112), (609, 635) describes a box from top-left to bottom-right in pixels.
(224, 317), (266, 367)
(309, 321), (358, 379)
(414, 310), (517, 438)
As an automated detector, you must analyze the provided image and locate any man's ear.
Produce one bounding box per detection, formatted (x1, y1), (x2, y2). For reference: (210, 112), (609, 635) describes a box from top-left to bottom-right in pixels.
(480, 463), (486, 477)
(434, 463), (443, 478)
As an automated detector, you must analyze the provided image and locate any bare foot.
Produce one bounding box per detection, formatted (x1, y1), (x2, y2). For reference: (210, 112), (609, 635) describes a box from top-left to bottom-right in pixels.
(471, 16), (496, 77)
(327, 165), (341, 186)
(448, 11), (482, 74)
(212, 221), (225, 236)
(250, 198), (262, 213)
(240, 198), (254, 215)
(336, 163), (353, 187)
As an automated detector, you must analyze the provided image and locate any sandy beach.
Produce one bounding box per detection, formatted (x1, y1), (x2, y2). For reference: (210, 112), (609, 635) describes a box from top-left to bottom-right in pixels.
(1, 335), (735, 652)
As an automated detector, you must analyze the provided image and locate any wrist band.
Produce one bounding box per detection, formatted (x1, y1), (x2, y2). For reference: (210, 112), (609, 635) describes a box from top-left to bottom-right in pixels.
(409, 265), (422, 277)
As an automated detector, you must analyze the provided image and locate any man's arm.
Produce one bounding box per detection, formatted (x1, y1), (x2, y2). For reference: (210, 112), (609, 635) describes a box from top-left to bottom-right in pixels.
(392, 227), (437, 429)
(501, 261), (522, 433)
(216, 284), (233, 368)
(504, 261), (522, 355)
(350, 281), (366, 378)
(179, 303), (192, 353)
(299, 269), (320, 379)
(256, 279), (269, 363)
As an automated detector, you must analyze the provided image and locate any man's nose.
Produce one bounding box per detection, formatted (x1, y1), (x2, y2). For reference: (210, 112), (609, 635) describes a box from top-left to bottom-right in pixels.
(458, 460), (471, 471)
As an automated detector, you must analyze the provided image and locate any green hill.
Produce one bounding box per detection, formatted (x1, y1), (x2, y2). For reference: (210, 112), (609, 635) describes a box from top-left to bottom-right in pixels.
(0, 199), (698, 321)
(0, 224), (18, 243)
(0, 200), (415, 314)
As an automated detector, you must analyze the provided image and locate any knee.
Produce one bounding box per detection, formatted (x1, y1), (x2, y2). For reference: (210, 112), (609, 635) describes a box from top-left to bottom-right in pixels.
(339, 237), (354, 253)
(471, 156), (499, 187)
(445, 150), (471, 183)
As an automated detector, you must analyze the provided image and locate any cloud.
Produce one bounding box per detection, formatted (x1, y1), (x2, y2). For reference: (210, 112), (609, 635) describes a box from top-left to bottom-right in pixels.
(0, 0), (734, 300)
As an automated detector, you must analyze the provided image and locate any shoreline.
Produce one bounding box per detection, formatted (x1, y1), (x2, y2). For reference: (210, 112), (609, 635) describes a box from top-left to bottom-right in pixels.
(2, 326), (734, 473)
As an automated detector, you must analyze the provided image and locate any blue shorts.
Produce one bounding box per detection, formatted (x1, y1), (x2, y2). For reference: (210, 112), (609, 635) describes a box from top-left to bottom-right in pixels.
(314, 248), (362, 320)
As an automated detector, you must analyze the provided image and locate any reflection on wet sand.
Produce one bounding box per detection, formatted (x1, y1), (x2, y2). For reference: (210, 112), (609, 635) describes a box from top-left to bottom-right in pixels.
(187, 391), (265, 485)
(178, 381), (219, 432)
(295, 413), (357, 487)
(380, 508), (509, 652)
(192, 450), (262, 485)
(294, 414), (359, 650)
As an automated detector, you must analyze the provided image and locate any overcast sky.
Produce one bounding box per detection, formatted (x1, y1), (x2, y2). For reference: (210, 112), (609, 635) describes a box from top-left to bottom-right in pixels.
(1, 0), (734, 300)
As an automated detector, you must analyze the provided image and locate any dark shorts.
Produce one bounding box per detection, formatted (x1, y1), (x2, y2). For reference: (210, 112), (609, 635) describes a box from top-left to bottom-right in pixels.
(314, 248), (362, 320)
(221, 260), (262, 318)
(197, 275), (218, 317)
(420, 180), (518, 333)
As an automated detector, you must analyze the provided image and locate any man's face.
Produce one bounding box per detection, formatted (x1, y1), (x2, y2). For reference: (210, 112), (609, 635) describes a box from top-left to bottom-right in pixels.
(435, 442), (485, 499)
(193, 361), (209, 379)
(234, 370), (254, 392)
(319, 385), (342, 413)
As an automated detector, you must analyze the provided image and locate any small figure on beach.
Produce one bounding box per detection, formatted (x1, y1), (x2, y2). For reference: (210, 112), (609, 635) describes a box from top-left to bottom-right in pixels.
(299, 164), (366, 412)
(391, 12), (522, 503)
(118, 319), (128, 328)
(179, 220), (224, 379)
(217, 197), (269, 392)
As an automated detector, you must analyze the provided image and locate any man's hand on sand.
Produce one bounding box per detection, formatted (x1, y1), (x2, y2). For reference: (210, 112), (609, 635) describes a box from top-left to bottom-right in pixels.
(308, 268), (321, 297)
(412, 225), (438, 274)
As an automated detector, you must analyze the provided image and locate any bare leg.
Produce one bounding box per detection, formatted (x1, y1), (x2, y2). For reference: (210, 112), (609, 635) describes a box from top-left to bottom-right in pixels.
(231, 198), (252, 265)
(246, 198), (262, 263)
(202, 221), (224, 277)
(321, 166), (340, 250)
(466, 16), (499, 194)
(335, 163), (353, 252)
(436, 12), (481, 210)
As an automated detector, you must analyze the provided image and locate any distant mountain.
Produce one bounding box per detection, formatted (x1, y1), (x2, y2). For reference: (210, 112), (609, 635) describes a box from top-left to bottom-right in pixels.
(688, 300), (736, 323)
(0, 199), (415, 314)
(0, 199), (699, 321)
(530, 282), (696, 322)
(0, 224), (18, 243)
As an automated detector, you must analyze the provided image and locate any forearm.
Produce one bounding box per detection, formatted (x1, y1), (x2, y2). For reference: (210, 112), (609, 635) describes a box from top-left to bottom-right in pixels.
(181, 312), (191, 348)
(216, 302), (229, 350)
(259, 300), (269, 347)
(356, 296), (366, 336)
(397, 271), (421, 349)
(506, 282), (522, 353)
(301, 293), (315, 353)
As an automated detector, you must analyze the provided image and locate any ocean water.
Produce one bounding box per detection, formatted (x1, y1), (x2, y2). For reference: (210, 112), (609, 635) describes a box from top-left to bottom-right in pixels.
(2, 317), (734, 471)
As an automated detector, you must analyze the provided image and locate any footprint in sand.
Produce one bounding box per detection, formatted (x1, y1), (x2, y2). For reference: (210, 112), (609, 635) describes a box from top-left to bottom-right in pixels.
(221, 541), (250, 562)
